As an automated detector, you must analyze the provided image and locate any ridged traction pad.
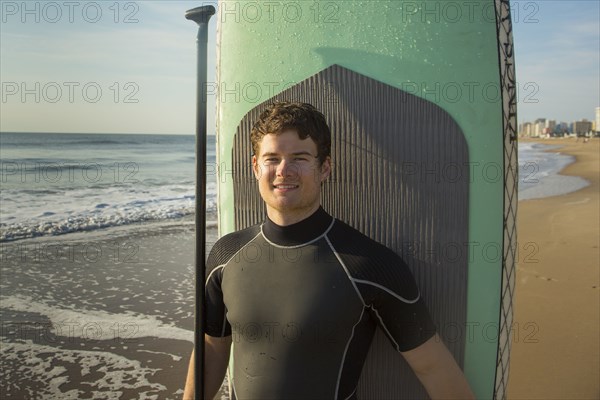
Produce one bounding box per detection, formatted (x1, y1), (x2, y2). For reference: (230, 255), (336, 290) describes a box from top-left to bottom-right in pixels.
(231, 64), (469, 398)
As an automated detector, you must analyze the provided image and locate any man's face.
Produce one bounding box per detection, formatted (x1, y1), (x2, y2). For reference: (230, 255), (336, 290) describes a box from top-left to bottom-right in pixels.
(252, 130), (331, 223)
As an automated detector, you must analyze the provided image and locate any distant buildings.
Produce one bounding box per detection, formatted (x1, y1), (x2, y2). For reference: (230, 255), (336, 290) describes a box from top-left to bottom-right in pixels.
(544, 120), (556, 135)
(572, 120), (593, 135)
(534, 118), (546, 136)
(519, 107), (599, 137)
(556, 122), (570, 134)
(519, 122), (532, 136)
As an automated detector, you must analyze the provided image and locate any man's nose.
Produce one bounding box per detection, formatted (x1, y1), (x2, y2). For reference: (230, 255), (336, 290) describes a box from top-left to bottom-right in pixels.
(276, 158), (289, 176)
(276, 159), (298, 177)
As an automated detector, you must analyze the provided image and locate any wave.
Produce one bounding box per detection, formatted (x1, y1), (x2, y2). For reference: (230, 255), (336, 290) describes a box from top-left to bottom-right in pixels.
(1, 200), (217, 242)
(518, 143), (589, 200)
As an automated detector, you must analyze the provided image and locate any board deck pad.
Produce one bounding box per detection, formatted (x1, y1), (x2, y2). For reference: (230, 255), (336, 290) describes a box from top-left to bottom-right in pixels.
(231, 64), (469, 398)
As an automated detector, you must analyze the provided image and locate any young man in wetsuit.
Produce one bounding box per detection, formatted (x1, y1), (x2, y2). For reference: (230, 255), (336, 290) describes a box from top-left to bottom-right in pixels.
(183, 102), (475, 400)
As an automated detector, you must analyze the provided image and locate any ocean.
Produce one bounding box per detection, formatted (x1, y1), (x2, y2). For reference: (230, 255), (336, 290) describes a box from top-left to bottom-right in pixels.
(518, 141), (589, 200)
(1, 132), (221, 399)
(1, 133), (590, 242)
(1, 132), (216, 242)
(0, 133), (590, 399)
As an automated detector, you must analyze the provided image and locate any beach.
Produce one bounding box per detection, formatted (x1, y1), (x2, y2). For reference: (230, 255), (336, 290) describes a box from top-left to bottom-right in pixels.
(1, 134), (598, 399)
(0, 133), (223, 399)
(1, 219), (200, 399)
(507, 138), (600, 399)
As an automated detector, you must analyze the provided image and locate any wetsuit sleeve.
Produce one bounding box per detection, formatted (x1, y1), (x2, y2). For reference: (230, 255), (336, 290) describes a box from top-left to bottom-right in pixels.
(361, 276), (436, 352)
(205, 264), (231, 337)
(204, 225), (261, 337)
(328, 221), (437, 352)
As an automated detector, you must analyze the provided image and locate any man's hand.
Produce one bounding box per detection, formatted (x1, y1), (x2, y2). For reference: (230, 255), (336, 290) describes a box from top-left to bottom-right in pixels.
(402, 334), (475, 400)
(183, 335), (232, 400)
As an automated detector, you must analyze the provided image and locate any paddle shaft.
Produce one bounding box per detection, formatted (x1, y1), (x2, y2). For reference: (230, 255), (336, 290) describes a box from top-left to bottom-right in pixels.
(186, 6), (215, 400)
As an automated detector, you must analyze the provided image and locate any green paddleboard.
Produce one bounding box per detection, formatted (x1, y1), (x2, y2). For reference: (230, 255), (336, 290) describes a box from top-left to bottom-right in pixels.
(214, 1), (517, 398)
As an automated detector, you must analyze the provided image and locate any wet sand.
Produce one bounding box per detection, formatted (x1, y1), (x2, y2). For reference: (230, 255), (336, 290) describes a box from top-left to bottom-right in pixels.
(507, 137), (600, 399)
(0, 219), (220, 399)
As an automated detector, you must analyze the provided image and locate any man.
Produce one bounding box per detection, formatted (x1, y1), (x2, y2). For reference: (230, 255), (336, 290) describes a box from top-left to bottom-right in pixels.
(184, 102), (474, 399)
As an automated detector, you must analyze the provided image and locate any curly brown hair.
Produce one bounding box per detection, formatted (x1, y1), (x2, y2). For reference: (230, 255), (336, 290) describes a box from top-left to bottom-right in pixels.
(250, 102), (331, 165)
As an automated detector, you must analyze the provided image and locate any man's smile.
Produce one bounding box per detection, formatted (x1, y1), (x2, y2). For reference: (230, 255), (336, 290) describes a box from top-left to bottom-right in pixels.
(273, 183), (299, 190)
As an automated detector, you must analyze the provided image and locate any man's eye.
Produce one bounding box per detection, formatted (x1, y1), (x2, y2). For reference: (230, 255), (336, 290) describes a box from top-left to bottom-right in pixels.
(294, 157), (309, 162)
(264, 158), (279, 163)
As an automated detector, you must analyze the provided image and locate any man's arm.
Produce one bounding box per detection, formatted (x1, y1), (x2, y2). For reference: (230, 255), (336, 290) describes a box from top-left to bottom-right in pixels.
(401, 334), (475, 400)
(183, 334), (232, 400)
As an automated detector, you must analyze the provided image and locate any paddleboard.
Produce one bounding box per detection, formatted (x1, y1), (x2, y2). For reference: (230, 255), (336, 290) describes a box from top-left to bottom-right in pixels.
(214, 1), (517, 398)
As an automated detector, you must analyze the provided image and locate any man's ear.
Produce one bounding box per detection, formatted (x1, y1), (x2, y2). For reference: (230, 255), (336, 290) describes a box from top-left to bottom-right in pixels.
(320, 156), (331, 182)
(252, 155), (260, 180)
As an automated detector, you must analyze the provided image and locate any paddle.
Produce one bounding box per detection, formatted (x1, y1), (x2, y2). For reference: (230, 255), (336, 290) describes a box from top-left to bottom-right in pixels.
(185, 5), (215, 400)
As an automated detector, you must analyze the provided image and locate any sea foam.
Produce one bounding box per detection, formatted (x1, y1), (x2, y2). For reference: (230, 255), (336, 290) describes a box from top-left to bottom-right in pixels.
(519, 142), (589, 200)
(1, 295), (193, 343)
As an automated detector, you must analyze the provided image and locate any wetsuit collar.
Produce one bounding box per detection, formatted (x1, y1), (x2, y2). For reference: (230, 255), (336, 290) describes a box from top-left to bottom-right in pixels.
(262, 207), (334, 246)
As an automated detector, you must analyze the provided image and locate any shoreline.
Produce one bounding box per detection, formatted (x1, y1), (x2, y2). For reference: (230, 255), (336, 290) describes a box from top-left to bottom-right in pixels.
(0, 212), (218, 244)
(519, 137), (596, 191)
(0, 217), (218, 399)
(507, 137), (599, 399)
(519, 138), (591, 201)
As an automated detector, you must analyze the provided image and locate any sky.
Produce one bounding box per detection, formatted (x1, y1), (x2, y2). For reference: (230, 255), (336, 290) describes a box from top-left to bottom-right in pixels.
(1, 0), (598, 134)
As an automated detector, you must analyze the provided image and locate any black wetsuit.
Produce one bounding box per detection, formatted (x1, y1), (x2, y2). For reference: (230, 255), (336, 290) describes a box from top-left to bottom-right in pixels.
(205, 207), (436, 400)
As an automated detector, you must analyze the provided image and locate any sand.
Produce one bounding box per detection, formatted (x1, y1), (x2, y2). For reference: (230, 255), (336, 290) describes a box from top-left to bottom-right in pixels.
(0, 220), (222, 399)
(507, 137), (600, 399)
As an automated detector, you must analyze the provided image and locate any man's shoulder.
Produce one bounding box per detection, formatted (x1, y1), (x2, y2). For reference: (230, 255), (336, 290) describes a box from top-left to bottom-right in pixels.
(328, 218), (419, 299)
(214, 224), (262, 246)
(329, 218), (396, 256)
(328, 218), (411, 272)
(207, 224), (262, 269)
